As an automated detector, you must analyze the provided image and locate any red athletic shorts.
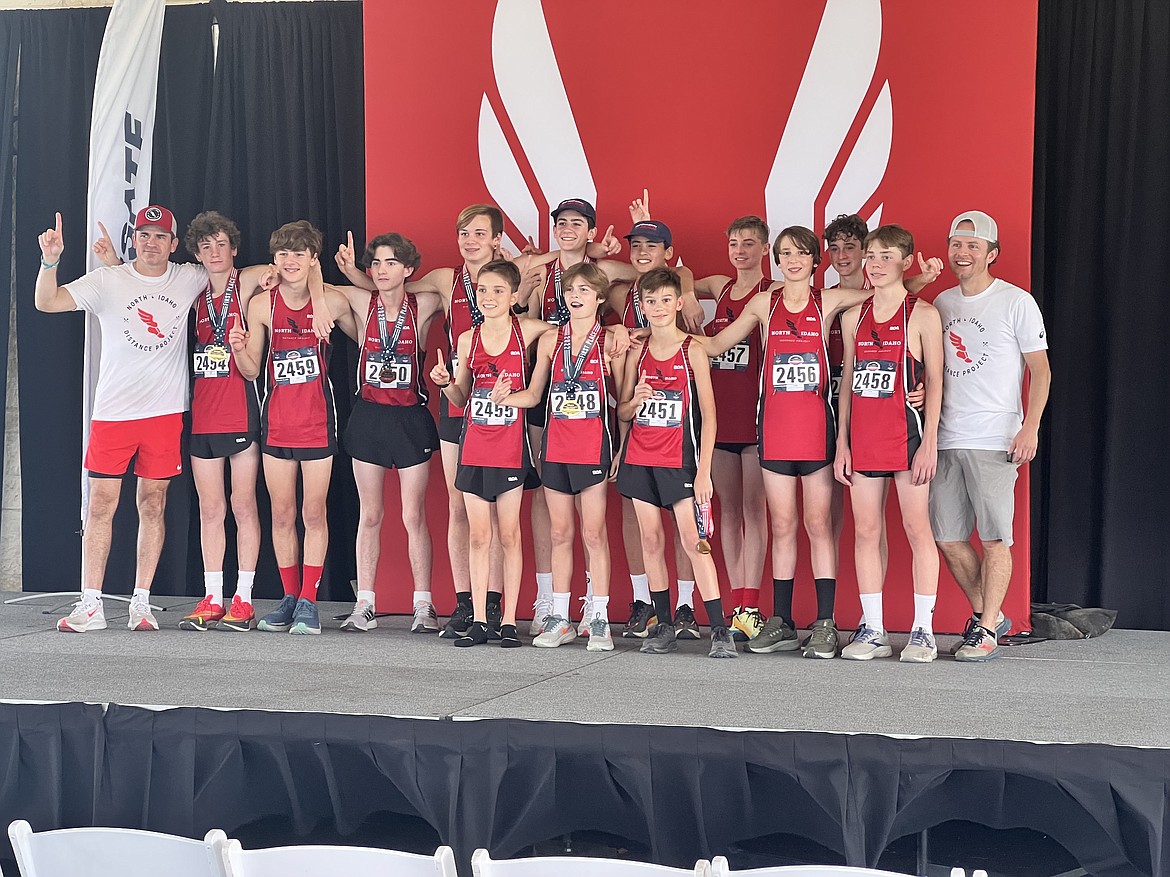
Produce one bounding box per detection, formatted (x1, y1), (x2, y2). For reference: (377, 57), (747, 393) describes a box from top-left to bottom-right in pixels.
(85, 413), (184, 479)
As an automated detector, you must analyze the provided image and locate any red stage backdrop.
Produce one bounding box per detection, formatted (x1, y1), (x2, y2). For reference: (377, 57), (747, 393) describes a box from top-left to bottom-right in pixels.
(363, 0), (1038, 633)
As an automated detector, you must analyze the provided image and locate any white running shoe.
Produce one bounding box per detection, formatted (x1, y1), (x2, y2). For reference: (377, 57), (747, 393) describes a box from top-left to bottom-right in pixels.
(532, 614), (577, 648)
(577, 596), (593, 637)
(127, 599), (159, 632)
(585, 616), (614, 652)
(57, 596), (106, 632)
(529, 597), (554, 636)
(341, 599), (377, 632)
(410, 600), (438, 633)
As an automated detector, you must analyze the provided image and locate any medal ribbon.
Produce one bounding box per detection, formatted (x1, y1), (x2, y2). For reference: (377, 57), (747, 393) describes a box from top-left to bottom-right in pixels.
(205, 269), (238, 345)
(461, 266), (485, 327)
(561, 321), (602, 394)
(550, 261), (572, 325)
(376, 294), (410, 356)
(630, 279), (648, 328)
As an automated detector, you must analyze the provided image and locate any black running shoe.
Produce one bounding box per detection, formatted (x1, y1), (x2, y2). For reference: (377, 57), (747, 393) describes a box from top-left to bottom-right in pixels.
(454, 620), (490, 648)
(499, 623), (523, 648)
(622, 600), (657, 638)
(440, 601), (473, 639)
(640, 622), (678, 654)
(673, 604), (701, 640)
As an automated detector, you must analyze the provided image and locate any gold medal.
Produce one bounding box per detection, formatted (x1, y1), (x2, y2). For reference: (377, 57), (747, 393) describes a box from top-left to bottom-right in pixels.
(207, 344), (230, 365)
(558, 396), (583, 417)
(379, 364), (396, 385)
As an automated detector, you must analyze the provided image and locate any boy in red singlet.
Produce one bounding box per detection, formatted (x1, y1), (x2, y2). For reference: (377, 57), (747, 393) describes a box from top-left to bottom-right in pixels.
(616, 268), (736, 659)
(705, 227), (870, 658)
(694, 216), (773, 641)
(490, 262), (625, 650)
(229, 221), (356, 636)
(429, 260), (556, 647)
(330, 232), (444, 633)
(834, 224), (943, 663)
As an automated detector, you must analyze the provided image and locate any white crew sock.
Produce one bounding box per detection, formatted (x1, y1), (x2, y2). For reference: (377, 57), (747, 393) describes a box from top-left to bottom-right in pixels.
(235, 571), (255, 604)
(132, 587), (150, 606)
(630, 573), (651, 604)
(675, 580), (695, 610)
(412, 590), (432, 606)
(83, 587), (102, 605)
(552, 591), (571, 620)
(536, 572), (554, 601)
(357, 589), (377, 609)
(204, 571), (224, 606)
(913, 593), (937, 635)
(859, 592), (884, 633)
(592, 595), (610, 623)
(585, 570), (594, 600)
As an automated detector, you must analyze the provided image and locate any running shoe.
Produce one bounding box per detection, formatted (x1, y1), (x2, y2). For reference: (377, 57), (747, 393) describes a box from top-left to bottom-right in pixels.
(900, 627), (938, 663)
(802, 618), (840, 659)
(639, 622), (678, 654)
(530, 597), (554, 636)
(674, 604), (701, 640)
(341, 599), (377, 632)
(499, 623), (523, 648)
(586, 616), (614, 652)
(216, 595), (255, 632)
(731, 607), (766, 641)
(57, 596), (106, 633)
(411, 600), (438, 633)
(440, 601), (473, 639)
(533, 614), (577, 648)
(747, 616), (800, 653)
(258, 594), (298, 632)
(708, 627), (738, 659)
(950, 613), (1012, 655)
(289, 598), (321, 635)
(840, 624), (892, 661)
(577, 596), (593, 637)
(454, 620), (490, 648)
(622, 600), (657, 638)
(486, 599), (503, 640)
(954, 625), (1000, 662)
(178, 595), (225, 632)
(127, 598), (159, 632)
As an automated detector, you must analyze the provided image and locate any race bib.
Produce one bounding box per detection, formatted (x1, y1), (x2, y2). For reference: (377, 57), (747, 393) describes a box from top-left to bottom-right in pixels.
(636, 389), (683, 428)
(550, 381), (602, 420)
(272, 346), (321, 386)
(771, 352), (820, 392)
(852, 359), (897, 398)
(830, 365), (843, 403)
(711, 341), (750, 371)
(364, 352), (413, 389)
(469, 387), (517, 426)
(193, 343), (231, 379)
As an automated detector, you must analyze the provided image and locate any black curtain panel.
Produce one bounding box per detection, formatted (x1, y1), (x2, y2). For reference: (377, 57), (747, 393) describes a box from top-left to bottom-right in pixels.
(0, 14), (21, 497)
(204, 0), (366, 599)
(1032, 0), (1170, 629)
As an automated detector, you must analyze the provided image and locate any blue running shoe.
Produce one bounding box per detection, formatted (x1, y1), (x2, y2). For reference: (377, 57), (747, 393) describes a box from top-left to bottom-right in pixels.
(257, 594), (298, 633)
(289, 598), (321, 635)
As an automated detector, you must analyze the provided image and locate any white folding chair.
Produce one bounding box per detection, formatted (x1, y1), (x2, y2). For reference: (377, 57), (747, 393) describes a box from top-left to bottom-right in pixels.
(710, 857), (910, 877)
(7, 819), (227, 877)
(950, 870), (989, 877)
(214, 834), (457, 877)
(472, 848), (710, 877)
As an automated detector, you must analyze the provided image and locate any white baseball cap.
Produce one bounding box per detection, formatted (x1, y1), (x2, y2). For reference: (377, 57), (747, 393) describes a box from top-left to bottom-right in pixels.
(948, 210), (998, 244)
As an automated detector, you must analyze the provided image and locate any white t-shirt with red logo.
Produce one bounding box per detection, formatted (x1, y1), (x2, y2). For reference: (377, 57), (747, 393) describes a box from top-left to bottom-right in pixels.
(66, 262), (207, 421)
(933, 278), (1048, 451)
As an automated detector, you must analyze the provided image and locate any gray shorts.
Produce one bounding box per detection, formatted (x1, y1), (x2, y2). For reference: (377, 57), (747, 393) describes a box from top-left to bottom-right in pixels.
(928, 449), (1019, 546)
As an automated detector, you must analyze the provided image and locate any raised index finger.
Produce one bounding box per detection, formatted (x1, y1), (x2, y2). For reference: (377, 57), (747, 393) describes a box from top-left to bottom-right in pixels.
(347, 230), (354, 252)
(55, 212), (63, 234)
(97, 220), (110, 241)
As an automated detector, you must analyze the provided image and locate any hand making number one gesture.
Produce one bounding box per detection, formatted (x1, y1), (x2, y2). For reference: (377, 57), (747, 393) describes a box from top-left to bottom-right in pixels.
(38, 212), (65, 266)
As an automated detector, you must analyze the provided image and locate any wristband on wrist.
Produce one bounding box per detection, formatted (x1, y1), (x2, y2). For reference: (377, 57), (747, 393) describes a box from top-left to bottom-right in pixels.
(40, 257), (60, 270)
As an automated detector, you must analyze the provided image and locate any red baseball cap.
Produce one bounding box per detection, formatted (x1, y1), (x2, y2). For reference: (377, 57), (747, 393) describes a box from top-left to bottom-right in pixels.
(134, 204), (177, 235)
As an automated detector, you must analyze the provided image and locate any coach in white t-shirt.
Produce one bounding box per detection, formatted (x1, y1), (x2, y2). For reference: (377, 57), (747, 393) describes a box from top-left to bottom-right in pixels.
(35, 205), (206, 633)
(929, 211), (1051, 662)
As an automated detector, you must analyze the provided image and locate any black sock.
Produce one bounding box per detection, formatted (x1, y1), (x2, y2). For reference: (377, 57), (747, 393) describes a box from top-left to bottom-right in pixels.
(486, 591), (501, 607)
(773, 578), (794, 625)
(455, 591), (472, 607)
(650, 589), (673, 626)
(703, 598), (727, 633)
(814, 578), (836, 621)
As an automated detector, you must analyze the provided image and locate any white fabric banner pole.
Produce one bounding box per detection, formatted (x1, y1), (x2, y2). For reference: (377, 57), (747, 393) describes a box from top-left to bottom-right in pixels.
(81, 0), (166, 532)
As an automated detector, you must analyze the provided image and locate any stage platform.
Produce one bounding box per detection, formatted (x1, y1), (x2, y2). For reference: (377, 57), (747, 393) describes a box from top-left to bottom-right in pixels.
(1, 596), (1167, 877)
(0, 596), (1165, 747)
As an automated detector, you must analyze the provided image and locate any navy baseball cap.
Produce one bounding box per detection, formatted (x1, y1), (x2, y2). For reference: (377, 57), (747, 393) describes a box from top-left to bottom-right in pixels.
(624, 220), (672, 248)
(551, 198), (597, 227)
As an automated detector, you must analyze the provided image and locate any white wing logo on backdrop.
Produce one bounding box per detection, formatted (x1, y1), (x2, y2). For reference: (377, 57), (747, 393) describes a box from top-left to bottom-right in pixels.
(765, 0), (891, 285)
(478, 0), (595, 253)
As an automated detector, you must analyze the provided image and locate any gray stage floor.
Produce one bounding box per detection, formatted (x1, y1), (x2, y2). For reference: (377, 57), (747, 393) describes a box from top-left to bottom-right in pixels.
(0, 595), (1164, 749)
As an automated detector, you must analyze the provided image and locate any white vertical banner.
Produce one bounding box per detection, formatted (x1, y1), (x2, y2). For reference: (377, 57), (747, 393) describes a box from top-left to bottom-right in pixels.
(81, 0), (166, 521)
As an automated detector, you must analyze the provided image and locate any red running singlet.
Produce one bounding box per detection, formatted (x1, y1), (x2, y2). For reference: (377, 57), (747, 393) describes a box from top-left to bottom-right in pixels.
(442, 266), (482, 420)
(757, 290), (834, 462)
(706, 278), (768, 444)
(539, 257), (592, 325)
(261, 287), (335, 448)
(356, 292), (428, 407)
(192, 269), (258, 434)
(459, 317), (530, 468)
(848, 295), (925, 472)
(542, 321), (612, 465)
(621, 278), (649, 329)
(624, 337), (699, 469)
